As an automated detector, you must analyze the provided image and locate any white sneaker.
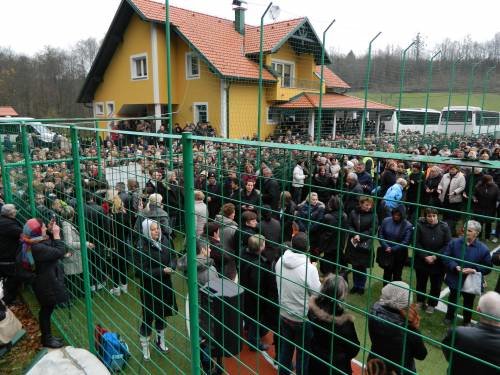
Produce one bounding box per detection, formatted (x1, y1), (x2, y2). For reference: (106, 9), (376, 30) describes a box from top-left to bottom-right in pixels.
(110, 287), (121, 296)
(120, 284), (128, 294)
(491, 237), (498, 243)
(140, 336), (150, 361)
(425, 306), (435, 314)
(96, 283), (105, 291)
(90, 285), (96, 292)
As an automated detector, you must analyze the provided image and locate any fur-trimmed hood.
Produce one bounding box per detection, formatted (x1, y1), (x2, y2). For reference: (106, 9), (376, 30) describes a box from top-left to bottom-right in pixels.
(308, 295), (354, 324)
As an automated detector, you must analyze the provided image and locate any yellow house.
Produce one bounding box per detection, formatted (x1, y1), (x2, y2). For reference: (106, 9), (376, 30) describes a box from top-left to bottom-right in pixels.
(78, 0), (359, 139)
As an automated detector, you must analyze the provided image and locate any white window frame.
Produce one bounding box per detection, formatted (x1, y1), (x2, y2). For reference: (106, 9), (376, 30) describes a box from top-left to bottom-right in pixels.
(130, 53), (148, 80)
(271, 59), (295, 88)
(267, 107), (280, 125)
(193, 102), (209, 124)
(94, 102), (104, 116)
(185, 52), (200, 80)
(106, 101), (115, 116)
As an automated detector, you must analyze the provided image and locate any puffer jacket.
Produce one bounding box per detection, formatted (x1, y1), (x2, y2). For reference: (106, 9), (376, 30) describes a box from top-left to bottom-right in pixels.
(308, 296), (360, 375)
(368, 302), (427, 375)
(296, 201), (325, 233)
(414, 219), (451, 273)
(438, 172), (466, 204)
(378, 205), (413, 260)
(32, 239), (69, 306)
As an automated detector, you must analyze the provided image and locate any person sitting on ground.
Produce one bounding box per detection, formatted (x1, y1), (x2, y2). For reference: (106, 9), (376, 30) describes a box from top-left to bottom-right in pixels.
(442, 291), (500, 375)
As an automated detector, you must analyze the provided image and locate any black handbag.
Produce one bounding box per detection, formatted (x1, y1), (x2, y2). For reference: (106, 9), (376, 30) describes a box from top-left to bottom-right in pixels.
(376, 221), (409, 269)
(376, 246), (394, 269)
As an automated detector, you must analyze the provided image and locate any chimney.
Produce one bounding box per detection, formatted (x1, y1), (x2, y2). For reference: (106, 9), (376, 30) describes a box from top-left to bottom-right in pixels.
(232, 0), (247, 35)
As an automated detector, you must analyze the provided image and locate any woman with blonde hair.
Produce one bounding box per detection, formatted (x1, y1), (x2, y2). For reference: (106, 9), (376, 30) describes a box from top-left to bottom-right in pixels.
(105, 194), (128, 296)
(194, 190), (208, 236)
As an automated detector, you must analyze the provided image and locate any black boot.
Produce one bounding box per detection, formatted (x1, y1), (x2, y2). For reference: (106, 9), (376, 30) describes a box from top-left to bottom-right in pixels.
(42, 335), (64, 348)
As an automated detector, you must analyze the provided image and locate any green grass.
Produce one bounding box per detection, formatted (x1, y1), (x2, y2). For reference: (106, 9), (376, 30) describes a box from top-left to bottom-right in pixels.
(350, 91), (500, 111)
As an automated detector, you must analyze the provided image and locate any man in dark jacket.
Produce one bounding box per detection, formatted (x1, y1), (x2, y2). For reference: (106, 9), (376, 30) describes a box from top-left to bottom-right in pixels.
(205, 172), (222, 219)
(343, 172), (364, 216)
(260, 167), (280, 213)
(442, 291), (500, 375)
(0, 204), (23, 305)
(240, 234), (278, 351)
(355, 162), (373, 195)
(145, 169), (167, 203)
(238, 211), (259, 257)
(259, 205), (281, 263)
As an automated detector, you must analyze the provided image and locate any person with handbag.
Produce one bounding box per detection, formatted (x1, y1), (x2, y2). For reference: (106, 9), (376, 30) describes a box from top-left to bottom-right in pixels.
(442, 220), (492, 326)
(414, 207), (451, 314)
(377, 205), (413, 285)
(346, 196), (377, 295)
(23, 218), (69, 348)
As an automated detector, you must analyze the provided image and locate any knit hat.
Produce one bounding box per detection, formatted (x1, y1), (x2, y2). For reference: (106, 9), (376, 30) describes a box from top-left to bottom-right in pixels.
(23, 218), (43, 238)
(291, 232), (309, 253)
(379, 281), (412, 310)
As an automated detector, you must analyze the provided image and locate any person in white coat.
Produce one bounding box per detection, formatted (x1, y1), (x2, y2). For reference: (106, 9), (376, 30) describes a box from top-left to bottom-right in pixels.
(437, 165), (466, 236)
(292, 160), (307, 204)
(275, 232), (321, 375)
(194, 190), (208, 236)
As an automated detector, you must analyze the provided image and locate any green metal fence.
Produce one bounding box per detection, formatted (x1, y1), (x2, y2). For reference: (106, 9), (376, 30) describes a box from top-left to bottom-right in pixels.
(0, 118), (499, 375)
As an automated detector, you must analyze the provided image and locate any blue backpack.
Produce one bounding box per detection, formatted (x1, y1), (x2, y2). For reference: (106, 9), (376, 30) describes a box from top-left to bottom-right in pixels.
(101, 332), (130, 372)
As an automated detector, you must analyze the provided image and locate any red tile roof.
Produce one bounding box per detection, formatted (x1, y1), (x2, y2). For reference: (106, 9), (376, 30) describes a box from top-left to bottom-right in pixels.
(315, 66), (350, 89)
(0, 106), (18, 117)
(244, 18), (305, 54)
(276, 93), (394, 110)
(130, 0), (282, 81)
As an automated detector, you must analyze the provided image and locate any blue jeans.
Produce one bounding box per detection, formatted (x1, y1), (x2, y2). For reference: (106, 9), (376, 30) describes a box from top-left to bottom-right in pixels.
(352, 265), (367, 289)
(278, 316), (312, 375)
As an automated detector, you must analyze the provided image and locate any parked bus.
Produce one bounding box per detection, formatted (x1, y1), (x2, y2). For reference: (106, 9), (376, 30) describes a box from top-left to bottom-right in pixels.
(439, 106), (500, 135)
(382, 108), (441, 134)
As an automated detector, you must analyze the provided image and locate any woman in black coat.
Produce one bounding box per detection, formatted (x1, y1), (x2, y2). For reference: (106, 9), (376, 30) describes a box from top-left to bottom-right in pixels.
(136, 218), (178, 360)
(368, 282), (427, 375)
(473, 174), (500, 239)
(279, 191), (296, 243)
(414, 207), (451, 313)
(423, 166), (442, 207)
(23, 218), (69, 348)
(346, 196), (377, 294)
(308, 275), (359, 375)
(319, 196), (347, 276)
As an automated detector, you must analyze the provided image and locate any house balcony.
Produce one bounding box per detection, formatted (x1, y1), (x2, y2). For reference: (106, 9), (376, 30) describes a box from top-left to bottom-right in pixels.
(268, 77), (322, 102)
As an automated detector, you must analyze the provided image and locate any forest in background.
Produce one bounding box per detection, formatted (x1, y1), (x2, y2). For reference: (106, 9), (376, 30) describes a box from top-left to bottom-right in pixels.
(0, 33), (499, 118)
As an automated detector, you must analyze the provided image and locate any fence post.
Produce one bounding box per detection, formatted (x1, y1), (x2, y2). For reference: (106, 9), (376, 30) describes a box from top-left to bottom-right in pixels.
(361, 32), (381, 149)
(181, 132), (201, 375)
(464, 62), (480, 136)
(94, 120), (103, 180)
(444, 56), (463, 139)
(20, 123), (36, 216)
(317, 19), (335, 145)
(70, 125), (96, 353)
(0, 131), (13, 203)
(395, 41), (416, 150)
(423, 51), (441, 140)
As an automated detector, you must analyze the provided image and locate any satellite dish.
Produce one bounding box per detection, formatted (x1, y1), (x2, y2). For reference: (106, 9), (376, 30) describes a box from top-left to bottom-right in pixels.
(269, 5), (280, 21)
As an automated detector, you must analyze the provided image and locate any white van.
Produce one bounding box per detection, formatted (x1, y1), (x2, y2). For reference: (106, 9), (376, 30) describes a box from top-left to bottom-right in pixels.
(0, 117), (57, 147)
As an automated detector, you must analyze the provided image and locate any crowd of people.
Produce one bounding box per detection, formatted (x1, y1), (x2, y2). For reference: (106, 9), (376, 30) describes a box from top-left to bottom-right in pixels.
(0, 125), (499, 374)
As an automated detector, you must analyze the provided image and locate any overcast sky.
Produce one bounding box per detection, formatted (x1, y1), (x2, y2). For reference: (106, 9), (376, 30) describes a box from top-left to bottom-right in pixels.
(1, 0), (498, 56)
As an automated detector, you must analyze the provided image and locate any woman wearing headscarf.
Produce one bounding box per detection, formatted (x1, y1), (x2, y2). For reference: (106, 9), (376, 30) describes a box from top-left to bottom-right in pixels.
(135, 219), (178, 360)
(368, 281), (427, 374)
(307, 275), (359, 374)
(22, 218), (69, 348)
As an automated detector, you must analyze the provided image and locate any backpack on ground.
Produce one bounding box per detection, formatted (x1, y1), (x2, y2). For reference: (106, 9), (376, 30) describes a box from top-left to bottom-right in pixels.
(100, 331), (130, 372)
